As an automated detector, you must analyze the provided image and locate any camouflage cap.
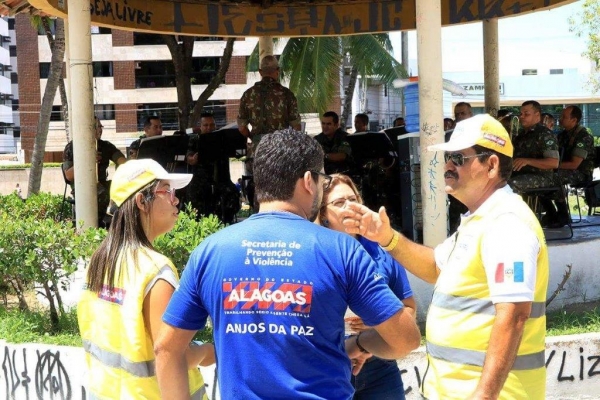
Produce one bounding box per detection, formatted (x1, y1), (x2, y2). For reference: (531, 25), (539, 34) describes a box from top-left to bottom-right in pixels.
(259, 55), (279, 72)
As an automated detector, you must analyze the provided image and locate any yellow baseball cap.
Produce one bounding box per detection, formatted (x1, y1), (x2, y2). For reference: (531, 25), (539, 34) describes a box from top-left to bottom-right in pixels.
(428, 114), (513, 157)
(110, 159), (192, 207)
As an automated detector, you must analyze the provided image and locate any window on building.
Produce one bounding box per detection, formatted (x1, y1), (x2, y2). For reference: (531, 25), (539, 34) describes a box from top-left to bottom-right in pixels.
(94, 104), (115, 120)
(11, 99), (18, 112)
(93, 62), (113, 77)
(39, 63), (50, 79)
(8, 18), (15, 30)
(522, 69), (538, 76)
(135, 58), (219, 88)
(136, 101), (227, 131)
(91, 26), (112, 34)
(550, 69), (564, 75)
(51, 105), (64, 121)
(13, 127), (20, 138)
(133, 33), (165, 45)
(9, 46), (16, 57)
(10, 72), (17, 84)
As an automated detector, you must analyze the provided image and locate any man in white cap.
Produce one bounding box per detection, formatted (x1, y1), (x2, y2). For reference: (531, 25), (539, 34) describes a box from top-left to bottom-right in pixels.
(342, 114), (548, 399)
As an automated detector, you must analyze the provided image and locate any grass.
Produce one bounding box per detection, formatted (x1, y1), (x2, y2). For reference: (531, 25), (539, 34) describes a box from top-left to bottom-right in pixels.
(546, 306), (600, 336)
(1, 304), (598, 347)
(0, 305), (215, 347)
(0, 163), (62, 170)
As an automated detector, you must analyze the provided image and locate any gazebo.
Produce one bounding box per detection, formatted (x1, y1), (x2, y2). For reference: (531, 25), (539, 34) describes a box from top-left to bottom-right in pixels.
(6, 0), (576, 243)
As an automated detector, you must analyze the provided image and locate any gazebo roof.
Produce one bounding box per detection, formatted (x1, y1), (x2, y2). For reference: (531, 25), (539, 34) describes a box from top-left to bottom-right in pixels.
(24, 0), (575, 37)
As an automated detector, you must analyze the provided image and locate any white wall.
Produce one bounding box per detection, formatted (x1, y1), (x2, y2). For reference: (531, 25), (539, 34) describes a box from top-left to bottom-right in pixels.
(1, 333), (599, 399)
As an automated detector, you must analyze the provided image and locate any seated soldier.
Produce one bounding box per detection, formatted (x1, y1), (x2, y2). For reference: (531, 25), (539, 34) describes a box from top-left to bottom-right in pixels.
(539, 106), (595, 228)
(315, 111), (352, 174)
(128, 116), (163, 159)
(508, 100), (559, 194)
(63, 117), (126, 226)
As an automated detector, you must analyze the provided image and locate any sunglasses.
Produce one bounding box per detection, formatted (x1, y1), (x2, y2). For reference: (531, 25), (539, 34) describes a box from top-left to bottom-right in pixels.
(444, 152), (490, 167)
(310, 171), (333, 190)
(154, 188), (177, 204)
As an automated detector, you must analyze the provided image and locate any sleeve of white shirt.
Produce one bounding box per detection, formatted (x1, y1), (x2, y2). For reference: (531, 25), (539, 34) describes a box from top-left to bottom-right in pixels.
(481, 213), (540, 304)
(143, 265), (179, 298)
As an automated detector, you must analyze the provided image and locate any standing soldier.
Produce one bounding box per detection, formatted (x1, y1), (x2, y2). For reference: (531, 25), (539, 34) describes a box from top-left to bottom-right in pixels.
(237, 55), (302, 147)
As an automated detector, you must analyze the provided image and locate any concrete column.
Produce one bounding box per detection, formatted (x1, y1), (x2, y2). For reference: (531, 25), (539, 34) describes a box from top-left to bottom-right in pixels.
(483, 19), (500, 116)
(258, 36), (273, 61)
(401, 31), (409, 117)
(416, 0), (446, 246)
(68, 0), (97, 229)
(64, 20), (72, 142)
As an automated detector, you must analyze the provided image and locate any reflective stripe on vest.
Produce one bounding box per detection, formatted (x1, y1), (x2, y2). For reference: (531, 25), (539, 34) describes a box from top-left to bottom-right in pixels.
(83, 339), (155, 378)
(431, 292), (546, 318)
(427, 342), (545, 370)
(192, 385), (207, 400)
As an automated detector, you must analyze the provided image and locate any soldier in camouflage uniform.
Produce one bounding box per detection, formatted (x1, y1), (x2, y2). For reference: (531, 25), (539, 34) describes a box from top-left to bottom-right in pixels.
(63, 117), (126, 226)
(539, 106), (595, 227)
(508, 100), (559, 194)
(237, 55), (302, 147)
(128, 116), (163, 159)
(315, 111), (352, 174)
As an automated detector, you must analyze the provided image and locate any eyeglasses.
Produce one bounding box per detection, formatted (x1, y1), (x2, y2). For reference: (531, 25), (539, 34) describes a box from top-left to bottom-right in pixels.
(444, 152), (490, 167)
(327, 196), (359, 209)
(310, 171), (333, 190)
(154, 188), (176, 203)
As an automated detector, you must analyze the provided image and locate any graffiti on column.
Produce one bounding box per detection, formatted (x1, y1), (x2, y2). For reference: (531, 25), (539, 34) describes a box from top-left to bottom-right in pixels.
(35, 350), (72, 399)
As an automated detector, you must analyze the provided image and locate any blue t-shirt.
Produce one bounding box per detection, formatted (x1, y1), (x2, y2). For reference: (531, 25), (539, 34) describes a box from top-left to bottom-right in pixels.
(163, 212), (403, 399)
(358, 236), (413, 301)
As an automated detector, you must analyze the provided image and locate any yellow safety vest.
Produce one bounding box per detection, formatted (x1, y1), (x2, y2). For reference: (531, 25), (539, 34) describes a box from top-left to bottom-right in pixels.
(423, 191), (548, 400)
(78, 248), (207, 400)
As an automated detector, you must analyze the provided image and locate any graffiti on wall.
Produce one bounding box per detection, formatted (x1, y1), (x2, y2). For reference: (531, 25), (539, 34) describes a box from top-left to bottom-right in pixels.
(1, 346), (76, 400)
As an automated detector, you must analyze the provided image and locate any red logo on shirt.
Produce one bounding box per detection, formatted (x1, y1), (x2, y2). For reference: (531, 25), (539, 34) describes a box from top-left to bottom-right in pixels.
(223, 281), (312, 314)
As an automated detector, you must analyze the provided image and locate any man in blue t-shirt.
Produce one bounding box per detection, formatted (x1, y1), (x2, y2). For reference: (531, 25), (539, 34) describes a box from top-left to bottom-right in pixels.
(155, 129), (421, 400)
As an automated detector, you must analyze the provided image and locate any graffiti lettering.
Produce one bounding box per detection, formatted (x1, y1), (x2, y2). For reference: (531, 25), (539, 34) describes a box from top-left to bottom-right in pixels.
(89, 0), (153, 26)
(35, 350), (72, 399)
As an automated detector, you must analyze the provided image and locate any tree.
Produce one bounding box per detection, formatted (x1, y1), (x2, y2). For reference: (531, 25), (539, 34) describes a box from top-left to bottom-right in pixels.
(28, 17), (66, 195)
(248, 35), (406, 128)
(570, 0), (600, 93)
(161, 36), (236, 130)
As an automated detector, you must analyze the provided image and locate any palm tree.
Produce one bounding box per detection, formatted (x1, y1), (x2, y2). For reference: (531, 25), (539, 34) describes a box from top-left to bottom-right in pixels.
(28, 16), (66, 195)
(248, 34), (406, 128)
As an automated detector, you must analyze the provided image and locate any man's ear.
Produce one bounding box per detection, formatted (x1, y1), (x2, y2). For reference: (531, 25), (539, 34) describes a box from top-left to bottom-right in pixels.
(303, 171), (315, 195)
(488, 154), (500, 177)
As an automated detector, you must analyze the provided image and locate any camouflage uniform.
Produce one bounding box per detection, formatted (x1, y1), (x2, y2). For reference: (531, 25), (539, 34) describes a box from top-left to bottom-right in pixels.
(314, 129), (353, 174)
(237, 77), (301, 146)
(63, 139), (125, 223)
(508, 123), (559, 193)
(556, 124), (595, 185)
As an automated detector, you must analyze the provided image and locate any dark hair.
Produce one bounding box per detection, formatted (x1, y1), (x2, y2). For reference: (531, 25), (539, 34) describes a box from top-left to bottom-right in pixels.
(496, 109), (511, 119)
(200, 112), (215, 120)
(567, 105), (582, 123)
(541, 112), (555, 122)
(521, 100), (541, 114)
(323, 111), (339, 125)
(355, 113), (369, 125)
(318, 174), (362, 223)
(472, 144), (513, 181)
(254, 129), (323, 203)
(85, 180), (159, 293)
(455, 102), (472, 110)
(144, 116), (161, 129)
(393, 117), (405, 126)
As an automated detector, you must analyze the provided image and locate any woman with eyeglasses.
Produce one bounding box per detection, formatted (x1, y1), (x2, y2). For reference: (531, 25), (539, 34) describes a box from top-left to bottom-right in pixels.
(77, 159), (214, 400)
(318, 174), (416, 400)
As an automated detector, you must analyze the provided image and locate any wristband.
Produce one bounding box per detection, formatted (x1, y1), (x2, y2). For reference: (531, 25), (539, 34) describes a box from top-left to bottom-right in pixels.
(355, 333), (369, 353)
(382, 232), (399, 252)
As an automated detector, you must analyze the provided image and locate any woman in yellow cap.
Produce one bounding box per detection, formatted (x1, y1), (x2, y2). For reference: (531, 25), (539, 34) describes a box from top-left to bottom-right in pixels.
(77, 159), (214, 399)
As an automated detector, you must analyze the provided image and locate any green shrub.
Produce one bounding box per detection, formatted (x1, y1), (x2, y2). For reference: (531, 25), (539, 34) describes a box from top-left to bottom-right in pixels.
(154, 204), (224, 274)
(0, 193), (105, 331)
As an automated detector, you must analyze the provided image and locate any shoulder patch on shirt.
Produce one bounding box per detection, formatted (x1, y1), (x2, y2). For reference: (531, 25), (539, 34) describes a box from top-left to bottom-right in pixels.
(495, 262), (524, 283)
(577, 142), (584, 147)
